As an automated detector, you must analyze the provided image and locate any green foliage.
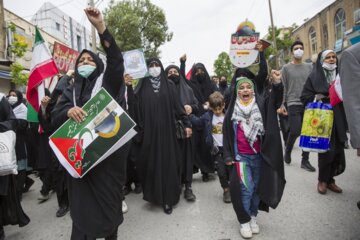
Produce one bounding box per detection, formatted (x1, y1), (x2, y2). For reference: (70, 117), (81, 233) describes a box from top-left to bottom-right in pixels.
(10, 62), (29, 86)
(8, 22), (29, 86)
(213, 52), (234, 82)
(265, 23), (298, 68)
(104, 0), (173, 58)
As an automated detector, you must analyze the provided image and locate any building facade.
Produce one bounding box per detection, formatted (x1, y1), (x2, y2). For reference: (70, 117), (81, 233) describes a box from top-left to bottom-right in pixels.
(291, 0), (360, 61)
(0, 8), (67, 93)
(31, 2), (98, 53)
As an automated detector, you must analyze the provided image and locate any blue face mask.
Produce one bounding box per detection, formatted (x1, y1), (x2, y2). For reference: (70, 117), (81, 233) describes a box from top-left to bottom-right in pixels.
(77, 65), (96, 78)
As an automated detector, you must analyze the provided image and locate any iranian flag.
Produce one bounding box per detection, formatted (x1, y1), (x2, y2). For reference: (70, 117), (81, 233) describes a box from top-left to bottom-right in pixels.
(26, 27), (58, 122)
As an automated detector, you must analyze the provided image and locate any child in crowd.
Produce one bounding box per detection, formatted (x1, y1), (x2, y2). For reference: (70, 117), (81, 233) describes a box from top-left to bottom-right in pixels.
(223, 75), (285, 239)
(190, 91), (232, 203)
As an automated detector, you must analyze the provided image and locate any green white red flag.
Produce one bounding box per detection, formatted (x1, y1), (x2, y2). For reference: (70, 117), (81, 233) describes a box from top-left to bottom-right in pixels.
(26, 27), (58, 122)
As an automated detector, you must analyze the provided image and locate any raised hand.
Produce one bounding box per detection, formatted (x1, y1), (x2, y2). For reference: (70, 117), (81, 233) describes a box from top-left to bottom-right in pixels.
(180, 54), (187, 62)
(84, 7), (106, 34)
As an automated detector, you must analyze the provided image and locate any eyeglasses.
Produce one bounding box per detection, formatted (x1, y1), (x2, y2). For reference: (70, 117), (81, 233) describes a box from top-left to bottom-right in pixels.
(325, 55), (336, 59)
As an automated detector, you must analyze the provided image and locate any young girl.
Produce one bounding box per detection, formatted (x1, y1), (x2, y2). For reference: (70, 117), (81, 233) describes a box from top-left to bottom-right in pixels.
(223, 73), (285, 239)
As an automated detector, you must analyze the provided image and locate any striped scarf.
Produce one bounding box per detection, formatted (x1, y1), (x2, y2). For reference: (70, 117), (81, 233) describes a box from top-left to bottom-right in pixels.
(231, 97), (264, 152)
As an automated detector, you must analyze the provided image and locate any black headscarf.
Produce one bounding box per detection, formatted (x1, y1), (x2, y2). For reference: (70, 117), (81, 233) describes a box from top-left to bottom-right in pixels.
(135, 58), (166, 95)
(165, 65), (197, 106)
(8, 89), (24, 109)
(73, 49), (104, 106)
(188, 63), (214, 104)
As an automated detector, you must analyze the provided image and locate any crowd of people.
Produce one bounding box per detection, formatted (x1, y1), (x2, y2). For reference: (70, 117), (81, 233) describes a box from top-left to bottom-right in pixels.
(0, 6), (359, 240)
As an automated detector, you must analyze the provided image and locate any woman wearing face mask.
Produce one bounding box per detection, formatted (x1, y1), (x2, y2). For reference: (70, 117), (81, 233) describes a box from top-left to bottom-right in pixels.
(184, 62), (216, 181)
(301, 50), (347, 195)
(52, 7), (128, 239)
(0, 92), (30, 240)
(133, 58), (191, 214)
(7, 90), (29, 200)
(165, 63), (198, 202)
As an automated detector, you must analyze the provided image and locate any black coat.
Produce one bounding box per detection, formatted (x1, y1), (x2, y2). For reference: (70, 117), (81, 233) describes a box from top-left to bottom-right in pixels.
(0, 94), (30, 227)
(134, 58), (190, 207)
(223, 65), (285, 222)
(51, 29), (127, 237)
(301, 51), (346, 176)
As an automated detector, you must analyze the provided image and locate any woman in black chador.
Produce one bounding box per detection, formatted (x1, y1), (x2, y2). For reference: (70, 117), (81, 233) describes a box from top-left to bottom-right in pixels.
(301, 49), (346, 195)
(52, 7), (128, 240)
(0, 93), (30, 240)
(165, 63), (198, 201)
(184, 60), (216, 181)
(134, 58), (191, 214)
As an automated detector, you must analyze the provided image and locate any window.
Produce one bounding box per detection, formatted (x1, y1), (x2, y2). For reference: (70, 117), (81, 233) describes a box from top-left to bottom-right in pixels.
(77, 35), (82, 51)
(309, 27), (317, 55)
(323, 25), (328, 50)
(56, 22), (60, 31)
(335, 8), (346, 41)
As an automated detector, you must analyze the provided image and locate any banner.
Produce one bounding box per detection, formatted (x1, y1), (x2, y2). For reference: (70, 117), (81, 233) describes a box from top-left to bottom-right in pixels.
(229, 21), (259, 68)
(49, 88), (137, 178)
(53, 42), (79, 74)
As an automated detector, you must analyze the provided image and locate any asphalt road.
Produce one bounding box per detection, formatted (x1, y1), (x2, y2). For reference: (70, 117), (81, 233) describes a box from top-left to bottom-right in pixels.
(4, 144), (360, 240)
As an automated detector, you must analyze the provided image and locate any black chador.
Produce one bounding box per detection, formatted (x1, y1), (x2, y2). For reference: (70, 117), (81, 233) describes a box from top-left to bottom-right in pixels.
(134, 58), (191, 213)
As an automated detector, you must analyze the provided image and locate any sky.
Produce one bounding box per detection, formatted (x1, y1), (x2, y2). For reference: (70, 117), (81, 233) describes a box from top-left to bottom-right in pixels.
(4, 0), (335, 74)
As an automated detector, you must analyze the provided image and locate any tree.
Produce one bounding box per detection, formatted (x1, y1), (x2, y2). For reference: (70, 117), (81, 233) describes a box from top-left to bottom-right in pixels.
(265, 23), (298, 68)
(8, 22), (29, 86)
(104, 0), (173, 58)
(213, 52), (234, 82)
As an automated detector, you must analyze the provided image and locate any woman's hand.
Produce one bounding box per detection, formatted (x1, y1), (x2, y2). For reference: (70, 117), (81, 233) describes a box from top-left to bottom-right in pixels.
(84, 7), (106, 34)
(184, 105), (192, 115)
(67, 106), (87, 123)
(185, 128), (192, 138)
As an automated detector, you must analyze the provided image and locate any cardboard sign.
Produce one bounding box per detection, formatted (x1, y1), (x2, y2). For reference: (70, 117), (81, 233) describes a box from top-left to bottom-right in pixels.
(123, 49), (148, 79)
(53, 42), (79, 74)
(49, 88), (137, 178)
(229, 21), (259, 68)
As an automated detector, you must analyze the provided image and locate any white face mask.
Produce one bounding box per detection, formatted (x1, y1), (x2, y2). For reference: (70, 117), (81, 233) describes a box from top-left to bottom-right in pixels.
(322, 62), (337, 71)
(293, 49), (304, 59)
(8, 96), (18, 105)
(149, 66), (161, 78)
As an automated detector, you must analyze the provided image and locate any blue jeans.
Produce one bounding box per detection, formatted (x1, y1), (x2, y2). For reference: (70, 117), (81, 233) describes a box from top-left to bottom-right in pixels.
(237, 153), (261, 217)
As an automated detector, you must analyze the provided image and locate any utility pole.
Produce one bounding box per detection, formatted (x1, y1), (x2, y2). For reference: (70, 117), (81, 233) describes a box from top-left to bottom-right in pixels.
(268, 0), (279, 69)
(89, 0), (97, 52)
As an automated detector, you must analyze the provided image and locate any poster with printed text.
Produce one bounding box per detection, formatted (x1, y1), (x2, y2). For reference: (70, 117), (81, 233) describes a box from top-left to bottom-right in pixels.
(49, 88), (137, 178)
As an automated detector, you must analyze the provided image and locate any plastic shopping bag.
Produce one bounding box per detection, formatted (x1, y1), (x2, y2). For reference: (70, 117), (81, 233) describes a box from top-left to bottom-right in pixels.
(299, 102), (333, 153)
(0, 130), (18, 176)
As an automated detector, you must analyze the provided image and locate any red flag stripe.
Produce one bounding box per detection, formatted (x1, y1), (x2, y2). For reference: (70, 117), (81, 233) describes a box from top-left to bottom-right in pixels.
(26, 60), (58, 110)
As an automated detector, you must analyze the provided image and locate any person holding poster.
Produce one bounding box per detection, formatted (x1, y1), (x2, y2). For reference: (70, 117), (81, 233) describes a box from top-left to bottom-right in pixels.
(51, 7), (128, 240)
(134, 58), (192, 214)
(301, 50), (346, 195)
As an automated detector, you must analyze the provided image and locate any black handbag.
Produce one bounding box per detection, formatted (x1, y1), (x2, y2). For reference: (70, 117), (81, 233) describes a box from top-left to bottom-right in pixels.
(175, 120), (186, 139)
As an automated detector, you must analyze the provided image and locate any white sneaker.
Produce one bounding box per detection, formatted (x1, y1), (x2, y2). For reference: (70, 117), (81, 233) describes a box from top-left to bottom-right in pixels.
(250, 216), (260, 234)
(240, 222), (252, 239)
(122, 201), (128, 213)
